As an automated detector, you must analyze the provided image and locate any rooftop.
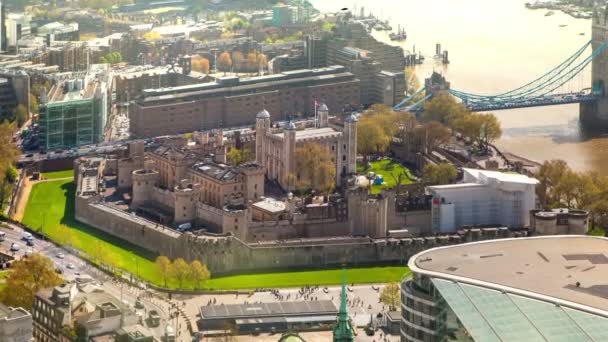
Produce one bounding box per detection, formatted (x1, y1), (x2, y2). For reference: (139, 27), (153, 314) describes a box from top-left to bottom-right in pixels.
(200, 300), (337, 320)
(273, 127), (342, 141)
(410, 236), (608, 315)
(252, 197), (286, 213)
(463, 168), (539, 185)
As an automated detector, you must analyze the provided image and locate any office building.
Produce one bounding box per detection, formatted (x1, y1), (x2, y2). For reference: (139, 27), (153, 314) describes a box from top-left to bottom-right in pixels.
(0, 69), (29, 120)
(0, 303), (32, 342)
(328, 46), (406, 106)
(402, 236), (608, 341)
(130, 66), (360, 138)
(39, 64), (111, 150)
(426, 168), (538, 233)
(5, 13), (31, 47)
(33, 283), (137, 341)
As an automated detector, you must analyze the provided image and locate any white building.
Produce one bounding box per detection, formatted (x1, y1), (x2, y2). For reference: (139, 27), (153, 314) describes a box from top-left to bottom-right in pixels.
(426, 168), (538, 233)
(5, 13), (31, 47)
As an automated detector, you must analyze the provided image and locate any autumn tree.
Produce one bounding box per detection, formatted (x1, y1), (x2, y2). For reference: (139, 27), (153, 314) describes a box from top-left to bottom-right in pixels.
(217, 51), (233, 74)
(155, 256), (173, 287)
(189, 260), (211, 289)
(14, 105), (28, 127)
(171, 258), (190, 289)
(231, 51), (244, 71)
(0, 121), (19, 186)
(295, 142), (336, 194)
(143, 31), (161, 41)
(0, 253), (62, 309)
(357, 105), (401, 164)
(453, 112), (501, 153)
(0, 166), (17, 209)
(422, 163), (457, 185)
(227, 147), (252, 166)
(191, 56), (210, 74)
(422, 92), (469, 126)
(380, 282), (401, 311)
(30, 94), (39, 115)
(413, 121), (452, 153)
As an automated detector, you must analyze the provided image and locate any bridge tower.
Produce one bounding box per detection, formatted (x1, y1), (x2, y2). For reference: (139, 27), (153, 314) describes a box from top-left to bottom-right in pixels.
(581, 6), (608, 128)
(424, 71), (450, 97)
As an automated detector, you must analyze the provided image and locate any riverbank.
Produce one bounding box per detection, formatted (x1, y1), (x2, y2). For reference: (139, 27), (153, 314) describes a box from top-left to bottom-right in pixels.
(525, 1), (593, 19)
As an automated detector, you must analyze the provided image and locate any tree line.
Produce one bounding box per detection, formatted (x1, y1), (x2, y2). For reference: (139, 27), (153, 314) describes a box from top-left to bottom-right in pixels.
(155, 256), (211, 290)
(536, 159), (608, 231)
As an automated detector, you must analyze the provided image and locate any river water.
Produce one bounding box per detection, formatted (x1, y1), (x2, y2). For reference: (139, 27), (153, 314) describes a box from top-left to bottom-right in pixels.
(310, 0), (608, 173)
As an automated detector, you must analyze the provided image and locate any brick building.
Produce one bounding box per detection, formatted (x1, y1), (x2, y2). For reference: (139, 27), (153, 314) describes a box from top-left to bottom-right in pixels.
(129, 65), (360, 138)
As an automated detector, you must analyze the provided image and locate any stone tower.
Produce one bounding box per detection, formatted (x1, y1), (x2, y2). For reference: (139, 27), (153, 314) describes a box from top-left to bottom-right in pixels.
(333, 269), (354, 342)
(343, 113), (358, 175)
(581, 5), (608, 128)
(318, 103), (329, 128)
(283, 121), (297, 191)
(255, 109), (270, 165)
(131, 169), (159, 210)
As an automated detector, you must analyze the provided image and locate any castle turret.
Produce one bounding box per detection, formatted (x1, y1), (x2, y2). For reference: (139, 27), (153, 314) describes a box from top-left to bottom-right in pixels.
(318, 103), (329, 128)
(255, 109), (271, 165)
(343, 113), (358, 175)
(283, 121), (297, 190)
(174, 180), (198, 225)
(131, 168), (159, 210)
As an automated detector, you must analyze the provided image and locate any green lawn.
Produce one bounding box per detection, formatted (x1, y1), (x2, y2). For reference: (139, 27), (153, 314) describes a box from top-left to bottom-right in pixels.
(41, 170), (74, 179)
(22, 179), (410, 290)
(358, 159), (415, 194)
(204, 266), (411, 290)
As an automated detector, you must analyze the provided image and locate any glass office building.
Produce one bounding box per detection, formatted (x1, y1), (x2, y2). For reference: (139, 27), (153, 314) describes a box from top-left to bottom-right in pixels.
(39, 65), (110, 150)
(402, 236), (608, 342)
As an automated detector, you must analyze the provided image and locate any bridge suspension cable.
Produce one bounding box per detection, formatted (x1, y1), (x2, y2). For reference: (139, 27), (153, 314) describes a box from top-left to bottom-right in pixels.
(448, 41), (607, 110)
(450, 40), (592, 100)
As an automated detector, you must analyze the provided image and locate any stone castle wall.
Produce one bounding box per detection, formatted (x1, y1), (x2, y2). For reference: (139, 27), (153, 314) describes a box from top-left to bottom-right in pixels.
(75, 195), (517, 275)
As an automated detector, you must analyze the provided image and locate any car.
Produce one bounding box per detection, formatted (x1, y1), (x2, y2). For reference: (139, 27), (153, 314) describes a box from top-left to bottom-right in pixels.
(56, 252), (65, 259)
(66, 263), (75, 269)
(26, 239), (34, 247)
(22, 232), (32, 240)
(10, 243), (19, 252)
(147, 310), (161, 327)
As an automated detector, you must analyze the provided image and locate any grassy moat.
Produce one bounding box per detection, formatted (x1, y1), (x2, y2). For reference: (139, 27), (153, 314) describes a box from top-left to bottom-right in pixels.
(22, 177), (410, 290)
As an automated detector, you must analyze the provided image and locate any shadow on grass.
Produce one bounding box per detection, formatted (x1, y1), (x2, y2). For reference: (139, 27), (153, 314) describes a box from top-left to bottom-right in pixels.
(59, 181), (158, 261)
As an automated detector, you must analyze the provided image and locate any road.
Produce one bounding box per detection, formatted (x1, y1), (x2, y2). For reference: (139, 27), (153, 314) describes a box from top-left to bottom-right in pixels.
(0, 223), (191, 341)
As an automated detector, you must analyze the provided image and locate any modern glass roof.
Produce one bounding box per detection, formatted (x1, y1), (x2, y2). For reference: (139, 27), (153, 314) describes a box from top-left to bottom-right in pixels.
(433, 278), (608, 341)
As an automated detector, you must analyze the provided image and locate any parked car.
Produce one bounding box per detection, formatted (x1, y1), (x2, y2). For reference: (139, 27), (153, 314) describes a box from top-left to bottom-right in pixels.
(56, 252), (65, 259)
(10, 243), (19, 252)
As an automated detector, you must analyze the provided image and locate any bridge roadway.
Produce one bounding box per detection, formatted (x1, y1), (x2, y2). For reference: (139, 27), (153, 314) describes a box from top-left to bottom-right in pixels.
(461, 93), (599, 112)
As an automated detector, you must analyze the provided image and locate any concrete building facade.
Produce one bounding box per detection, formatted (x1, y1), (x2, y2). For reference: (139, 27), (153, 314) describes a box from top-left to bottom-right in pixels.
(130, 66), (360, 138)
(426, 168), (538, 233)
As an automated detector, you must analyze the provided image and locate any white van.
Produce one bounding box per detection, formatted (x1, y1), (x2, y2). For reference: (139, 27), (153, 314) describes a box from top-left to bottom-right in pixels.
(22, 232), (32, 241)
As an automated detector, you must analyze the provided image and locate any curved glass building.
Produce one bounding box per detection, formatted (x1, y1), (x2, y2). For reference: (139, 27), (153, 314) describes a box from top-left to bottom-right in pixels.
(402, 236), (608, 342)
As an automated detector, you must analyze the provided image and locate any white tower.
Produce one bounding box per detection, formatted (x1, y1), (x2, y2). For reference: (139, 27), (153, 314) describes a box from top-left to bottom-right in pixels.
(318, 103), (329, 128)
(283, 121), (297, 190)
(255, 109), (271, 165)
(344, 113), (358, 175)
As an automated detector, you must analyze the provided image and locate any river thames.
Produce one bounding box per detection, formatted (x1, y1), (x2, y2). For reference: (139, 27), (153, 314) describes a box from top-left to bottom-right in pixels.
(310, 0), (608, 173)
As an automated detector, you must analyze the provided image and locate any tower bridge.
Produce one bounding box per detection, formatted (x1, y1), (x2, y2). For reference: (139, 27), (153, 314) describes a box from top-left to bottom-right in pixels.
(394, 6), (608, 128)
